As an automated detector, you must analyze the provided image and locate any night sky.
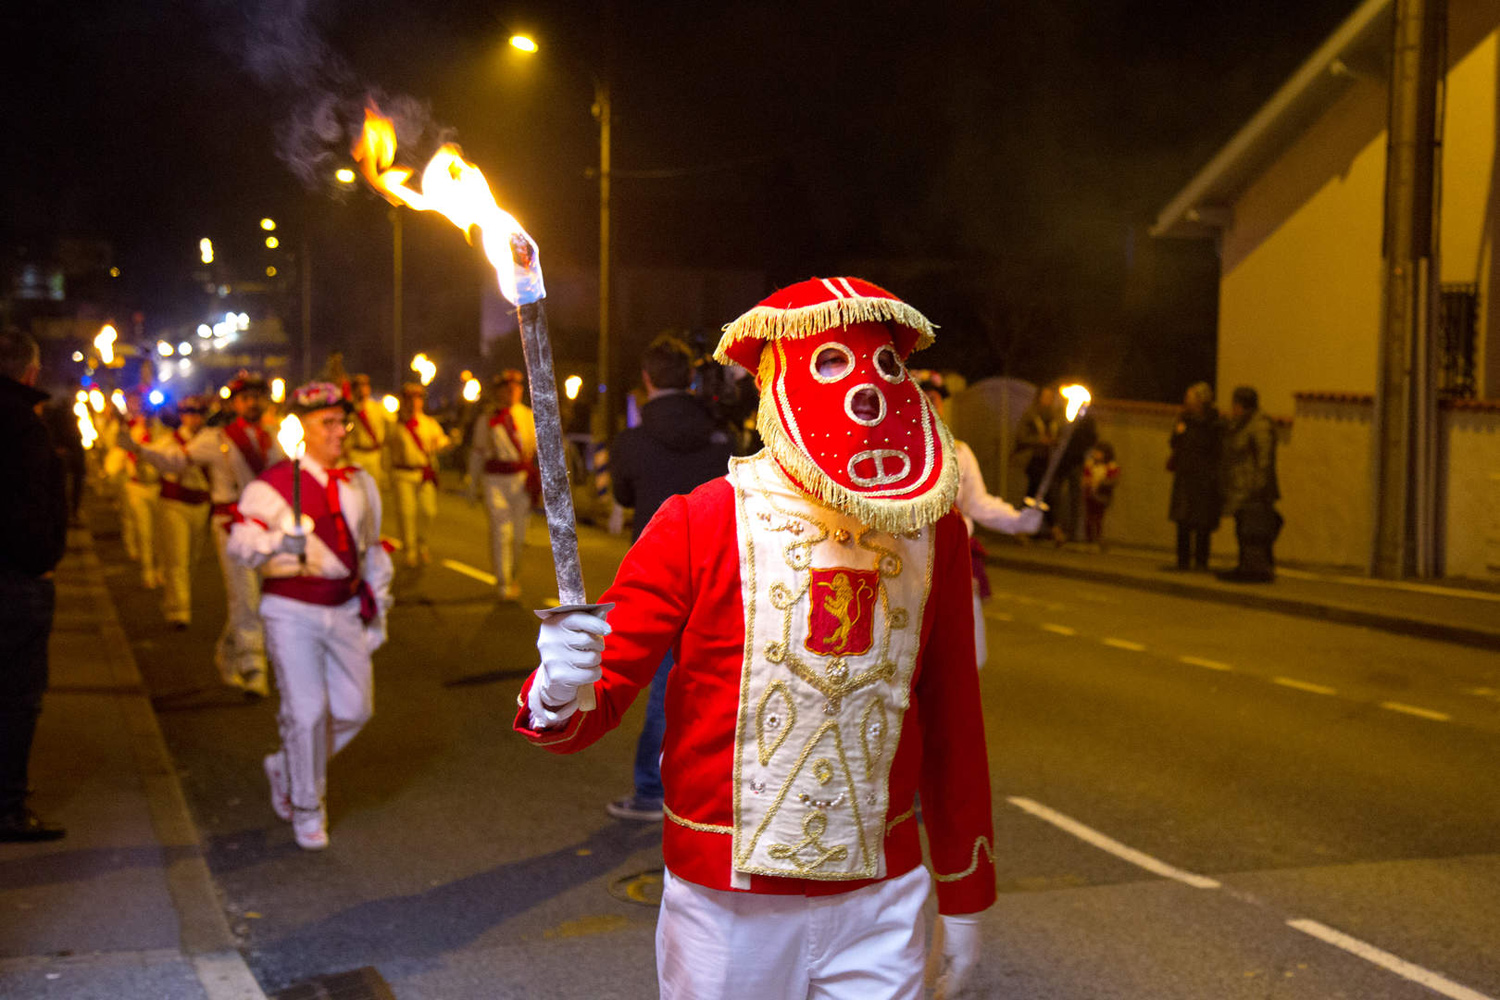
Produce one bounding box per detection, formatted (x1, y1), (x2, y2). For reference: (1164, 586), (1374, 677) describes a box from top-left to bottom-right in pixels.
(1, 0), (1357, 400)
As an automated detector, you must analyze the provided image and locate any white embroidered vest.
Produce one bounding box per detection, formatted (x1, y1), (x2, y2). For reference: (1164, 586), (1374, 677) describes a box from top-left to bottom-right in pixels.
(729, 453), (933, 881)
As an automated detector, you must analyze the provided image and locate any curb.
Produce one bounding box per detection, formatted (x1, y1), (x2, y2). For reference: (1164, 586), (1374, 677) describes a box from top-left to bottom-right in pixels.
(982, 551), (1500, 653)
(76, 533), (270, 1000)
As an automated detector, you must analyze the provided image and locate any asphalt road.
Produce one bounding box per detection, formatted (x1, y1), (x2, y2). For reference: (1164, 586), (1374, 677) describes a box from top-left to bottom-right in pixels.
(95, 486), (1500, 999)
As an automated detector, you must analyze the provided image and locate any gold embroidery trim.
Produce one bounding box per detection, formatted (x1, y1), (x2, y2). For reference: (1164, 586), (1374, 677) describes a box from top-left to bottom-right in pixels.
(756, 680), (795, 766)
(933, 836), (996, 883)
(885, 804), (915, 835)
(664, 801), (734, 835)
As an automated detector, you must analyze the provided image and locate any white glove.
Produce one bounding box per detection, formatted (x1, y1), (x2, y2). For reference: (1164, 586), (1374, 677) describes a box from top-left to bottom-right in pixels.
(928, 914), (982, 1000)
(364, 616), (387, 655)
(280, 530), (307, 556)
(527, 610), (611, 727)
(1012, 505), (1045, 536)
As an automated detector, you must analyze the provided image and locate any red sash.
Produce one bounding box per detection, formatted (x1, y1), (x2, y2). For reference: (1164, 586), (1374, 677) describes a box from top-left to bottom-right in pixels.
(224, 419), (271, 476)
(402, 419), (437, 483)
(258, 462), (377, 622)
(487, 408), (540, 503)
(162, 429), (210, 503)
(352, 404), (381, 450)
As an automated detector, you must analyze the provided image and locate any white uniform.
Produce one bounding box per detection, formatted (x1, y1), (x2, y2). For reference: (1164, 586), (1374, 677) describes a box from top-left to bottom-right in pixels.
(136, 418), (284, 691)
(385, 413), (449, 566)
(347, 397), (389, 491)
(226, 457), (393, 821)
(952, 438), (1030, 668)
(141, 427), (214, 626)
(121, 417), (166, 589)
(467, 404), (536, 597)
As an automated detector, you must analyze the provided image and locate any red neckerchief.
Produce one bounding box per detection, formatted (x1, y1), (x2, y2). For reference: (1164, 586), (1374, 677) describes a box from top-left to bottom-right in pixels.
(323, 466), (358, 553)
(224, 418), (271, 475)
(487, 407), (527, 459)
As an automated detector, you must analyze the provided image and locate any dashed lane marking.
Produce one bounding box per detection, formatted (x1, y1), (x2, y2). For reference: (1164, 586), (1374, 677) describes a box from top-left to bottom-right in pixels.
(441, 559), (498, 586)
(1179, 655), (1234, 672)
(1040, 623), (1077, 636)
(1102, 637), (1147, 652)
(1379, 701), (1451, 722)
(1007, 797), (1221, 889)
(1272, 677), (1337, 696)
(985, 611), (1015, 622)
(1287, 920), (1496, 1000)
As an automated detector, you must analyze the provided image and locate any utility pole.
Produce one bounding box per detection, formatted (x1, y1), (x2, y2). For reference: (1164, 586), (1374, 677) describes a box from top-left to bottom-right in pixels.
(300, 240), (312, 381)
(1372, 0), (1445, 578)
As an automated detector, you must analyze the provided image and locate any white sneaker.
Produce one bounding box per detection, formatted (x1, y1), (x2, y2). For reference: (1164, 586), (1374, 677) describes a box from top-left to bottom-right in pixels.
(263, 753), (292, 822)
(292, 807), (328, 851)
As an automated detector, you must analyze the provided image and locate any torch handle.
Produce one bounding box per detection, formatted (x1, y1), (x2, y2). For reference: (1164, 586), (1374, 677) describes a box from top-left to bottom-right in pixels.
(1028, 407), (1088, 503)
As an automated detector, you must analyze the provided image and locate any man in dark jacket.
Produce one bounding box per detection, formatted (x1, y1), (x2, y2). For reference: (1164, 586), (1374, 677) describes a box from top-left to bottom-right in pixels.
(604, 334), (734, 820)
(1217, 385), (1281, 583)
(0, 329), (69, 841)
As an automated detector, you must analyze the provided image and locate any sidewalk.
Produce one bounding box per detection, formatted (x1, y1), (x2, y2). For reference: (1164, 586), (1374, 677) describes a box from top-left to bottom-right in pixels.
(977, 531), (1500, 652)
(0, 526), (266, 1000)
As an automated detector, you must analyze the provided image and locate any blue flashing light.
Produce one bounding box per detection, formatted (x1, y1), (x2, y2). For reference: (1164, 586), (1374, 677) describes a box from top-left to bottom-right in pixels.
(148, 389), (166, 407)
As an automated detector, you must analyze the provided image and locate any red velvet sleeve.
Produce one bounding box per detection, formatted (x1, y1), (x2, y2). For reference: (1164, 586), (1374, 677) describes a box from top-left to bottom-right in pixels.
(513, 493), (696, 751)
(916, 510), (997, 914)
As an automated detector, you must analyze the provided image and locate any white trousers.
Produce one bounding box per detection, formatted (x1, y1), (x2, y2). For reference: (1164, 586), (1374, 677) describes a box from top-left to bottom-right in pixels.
(657, 865), (929, 1000)
(261, 594), (373, 811)
(211, 513), (267, 684)
(157, 498), (210, 625)
(481, 472), (530, 591)
(349, 447), (387, 493)
(391, 471), (436, 564)
(122, 480), (160, 583)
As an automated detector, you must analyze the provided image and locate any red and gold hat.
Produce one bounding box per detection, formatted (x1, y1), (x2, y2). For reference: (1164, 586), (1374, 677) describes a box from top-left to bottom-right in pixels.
(715, 277), (955, 533)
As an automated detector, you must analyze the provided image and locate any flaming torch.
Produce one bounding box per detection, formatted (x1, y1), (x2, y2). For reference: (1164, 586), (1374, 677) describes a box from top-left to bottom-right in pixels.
(1027, 383), (1093, 507)
(276, 413), (308, 570)
(355, 104), (607, 708)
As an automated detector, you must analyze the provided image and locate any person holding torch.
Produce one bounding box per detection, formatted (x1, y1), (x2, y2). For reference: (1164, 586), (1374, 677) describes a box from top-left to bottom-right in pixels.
(517, 278), (996, 1000)
(386, 382), (450, 568)
(226, 382), (393, 850)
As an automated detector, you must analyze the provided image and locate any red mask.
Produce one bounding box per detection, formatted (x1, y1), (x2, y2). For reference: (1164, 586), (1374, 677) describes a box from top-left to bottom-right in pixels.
(717, 278), (957, 532)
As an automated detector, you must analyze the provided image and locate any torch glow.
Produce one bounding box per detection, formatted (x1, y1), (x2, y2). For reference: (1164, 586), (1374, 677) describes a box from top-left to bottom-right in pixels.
(354, 105), (530, 305)
(1060, 384), (1092, 423)
(94, 325), (118, 365)
(277, 414), (307, 566)
(410, 353), (437, 387)
(381, 394), (399, 414)
(270, 377), (286, 403)
(74, 402), (97, 449)
(110, 389), (127, 415)
(462, 377), (480, 402)
(564, 375), (582, 401)
(88, 389), (106, 414)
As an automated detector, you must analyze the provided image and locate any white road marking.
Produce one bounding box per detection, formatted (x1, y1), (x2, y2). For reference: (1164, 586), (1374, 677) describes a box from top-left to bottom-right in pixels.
(442, 559), (498, 586)
(1287, 919), (1496, 1000)
(1102, 637), (1147, 652)
(1379, 701), (1451, 722)
(1275, 566), (1500, 604)
(985, 611), (1015, 622)
(1179, 655), (1234, 672)
(1272, 677), (1337, 696)
(1006, 797), (1221, 889)
(1040, 623), (1076, 636)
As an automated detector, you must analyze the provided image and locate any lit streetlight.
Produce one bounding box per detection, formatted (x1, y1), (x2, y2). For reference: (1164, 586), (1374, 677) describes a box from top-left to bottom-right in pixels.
(335, 167), (357, 186)
(260, 218), (277, 231)
(265, 236), (280, 249)
(157, 340), (174, 357)
(200, 238), (214, 264)
(508, 33), (538, 52)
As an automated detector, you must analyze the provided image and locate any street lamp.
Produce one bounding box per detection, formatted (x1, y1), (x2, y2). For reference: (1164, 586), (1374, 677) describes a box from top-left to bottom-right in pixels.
(510, 33), (613, 435)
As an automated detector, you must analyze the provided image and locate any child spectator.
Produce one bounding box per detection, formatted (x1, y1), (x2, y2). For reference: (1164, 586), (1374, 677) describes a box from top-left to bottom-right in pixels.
(1083, 441), (1120, 546)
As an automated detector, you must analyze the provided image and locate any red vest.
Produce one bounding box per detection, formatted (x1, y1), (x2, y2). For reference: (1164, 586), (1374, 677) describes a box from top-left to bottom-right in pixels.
(257, 461), (376, 621)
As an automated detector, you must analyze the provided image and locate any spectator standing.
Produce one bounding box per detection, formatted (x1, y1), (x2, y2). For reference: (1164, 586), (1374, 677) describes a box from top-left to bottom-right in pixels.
(1082, 441), (1120, 546)
(1014, 385), (1059, 503)
(0, 329), (68, 841)
(1218, 385), (1281, 583)
(603, 335), (734, 822)
(1167, 382), (1223, 571)
(41, 381), (86, 526)
(468, 369), (537, 602)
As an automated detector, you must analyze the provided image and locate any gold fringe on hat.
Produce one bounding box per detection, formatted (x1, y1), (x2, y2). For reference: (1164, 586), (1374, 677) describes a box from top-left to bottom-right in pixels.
(753, 350), (959, 534)
(714, 296), (936, 367)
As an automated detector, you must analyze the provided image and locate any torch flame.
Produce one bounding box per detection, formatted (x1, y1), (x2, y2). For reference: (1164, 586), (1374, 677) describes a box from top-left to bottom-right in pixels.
(381, 394), (399, 414)
(1060, 384), (1092, 423)
(462, 377), (480, 402)
(277, 413), (306, 459)
(74, 401), (97, 449)
(354, 104), (529, 305)
(94, 324), (118, 365)
(88, 389), (106, 414)
(110, 389), (127, 415)
(410, 353), (437, 387)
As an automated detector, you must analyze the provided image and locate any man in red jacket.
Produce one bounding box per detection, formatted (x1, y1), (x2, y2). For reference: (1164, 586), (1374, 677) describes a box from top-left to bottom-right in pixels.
(515, 278), (993, 999)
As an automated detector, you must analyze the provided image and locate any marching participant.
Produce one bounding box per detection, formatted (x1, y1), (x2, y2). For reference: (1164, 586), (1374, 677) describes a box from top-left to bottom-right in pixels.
(467, 369), (536, 601)
(144, 395), (214, 628)
(120, 392), (166, 590)
(346, 374), (389, 490)
(516, 278), (995, 999)
(227, 381), (393, 850)
(386, 382), (449, 567)
(126, 372), (281, 695)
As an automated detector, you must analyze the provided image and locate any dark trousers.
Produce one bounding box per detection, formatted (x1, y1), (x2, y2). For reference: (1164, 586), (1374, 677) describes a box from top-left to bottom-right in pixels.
(1233, 502), (1282, 579)
(632, 652), (673, 802)
(1176, 524), (1212, 568)
(0, 572), (55, 815)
